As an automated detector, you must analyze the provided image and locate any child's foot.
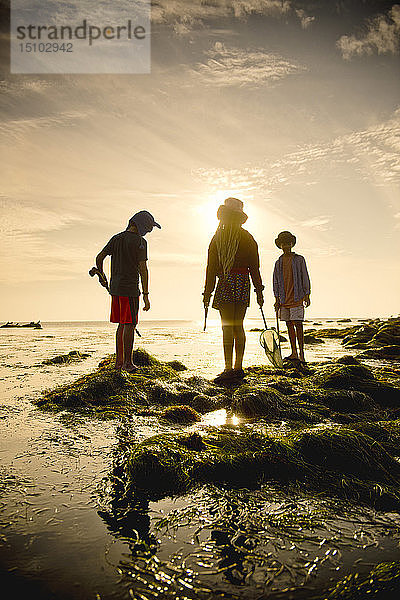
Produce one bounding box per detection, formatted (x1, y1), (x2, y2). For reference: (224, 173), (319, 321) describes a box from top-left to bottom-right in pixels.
(285, 354), (299, 361)
(213, 369), (235, 384)
(114, 362), (123, 370)
(122, 363), (139, 373)
(232, 368), (245, 380)
(299, 354), (306, 364)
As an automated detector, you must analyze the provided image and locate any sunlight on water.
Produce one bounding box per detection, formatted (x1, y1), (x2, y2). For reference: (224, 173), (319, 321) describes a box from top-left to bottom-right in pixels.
(202, 408), (227, 426)
(201, 409), (241, 427)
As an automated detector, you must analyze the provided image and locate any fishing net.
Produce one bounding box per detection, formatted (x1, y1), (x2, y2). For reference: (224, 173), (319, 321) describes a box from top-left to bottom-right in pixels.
(259, 328), (284, 369)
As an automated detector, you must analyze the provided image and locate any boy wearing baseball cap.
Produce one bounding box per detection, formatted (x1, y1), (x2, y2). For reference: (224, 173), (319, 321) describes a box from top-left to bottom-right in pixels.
(273, 231), (311, 364)
(95, 211), (161, 372)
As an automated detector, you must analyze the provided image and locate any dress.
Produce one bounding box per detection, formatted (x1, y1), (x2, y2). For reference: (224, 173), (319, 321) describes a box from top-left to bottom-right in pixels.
(212, 269), (251, 309)
(204, 229), (263, 310)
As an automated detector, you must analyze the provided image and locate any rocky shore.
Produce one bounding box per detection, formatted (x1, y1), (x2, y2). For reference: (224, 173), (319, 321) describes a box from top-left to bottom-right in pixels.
(35, 318), (400, 599)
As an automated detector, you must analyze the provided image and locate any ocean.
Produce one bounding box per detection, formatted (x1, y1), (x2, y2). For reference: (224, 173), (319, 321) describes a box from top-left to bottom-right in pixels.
(0, 318), (398, 599)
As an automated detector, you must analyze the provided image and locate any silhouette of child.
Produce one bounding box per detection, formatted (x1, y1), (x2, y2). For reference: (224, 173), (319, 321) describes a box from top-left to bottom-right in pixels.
(273, 231), (311, 364)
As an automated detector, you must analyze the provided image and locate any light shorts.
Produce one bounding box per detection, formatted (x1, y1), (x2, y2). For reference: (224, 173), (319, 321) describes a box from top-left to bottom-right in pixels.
(279, 305), (304, 322)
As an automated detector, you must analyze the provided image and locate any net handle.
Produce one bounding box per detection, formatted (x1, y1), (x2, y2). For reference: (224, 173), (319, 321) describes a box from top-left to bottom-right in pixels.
(260, 306), (268, 330)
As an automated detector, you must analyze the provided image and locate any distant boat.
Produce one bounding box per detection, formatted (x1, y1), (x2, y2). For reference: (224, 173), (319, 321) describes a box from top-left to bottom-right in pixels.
(1, 321), (42, 329)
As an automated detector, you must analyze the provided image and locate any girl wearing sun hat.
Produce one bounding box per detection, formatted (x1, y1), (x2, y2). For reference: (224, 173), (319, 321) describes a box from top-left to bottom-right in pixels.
(203, 198), (264, 383)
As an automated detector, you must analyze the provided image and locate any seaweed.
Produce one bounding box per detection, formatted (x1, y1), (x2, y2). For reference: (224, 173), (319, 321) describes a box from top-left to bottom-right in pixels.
(315, 362), (400, 407)
(118, 426), (400, 511)
(314, 561), (400, 600)
(41, 350), (90, 365)
(166, 359), (188, 371)
(36, 349), (179, 413)
(160, 405), (202, 424)
(350, 420), (400, 455)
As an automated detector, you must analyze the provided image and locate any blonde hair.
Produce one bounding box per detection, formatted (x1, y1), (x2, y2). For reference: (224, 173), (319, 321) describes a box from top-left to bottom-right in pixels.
(215, 221), (241, 277)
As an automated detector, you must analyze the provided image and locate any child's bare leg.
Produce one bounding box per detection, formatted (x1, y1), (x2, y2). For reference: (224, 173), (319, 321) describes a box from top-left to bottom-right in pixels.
(219, 305), (234, 371)
(294, 321), (305, 362)
(122, 324), (137, 372)
(233, 323), (245, 370)
(287, 321), (298, 359)
(115, 324), (124, 369)
(233, 304), (247, 370)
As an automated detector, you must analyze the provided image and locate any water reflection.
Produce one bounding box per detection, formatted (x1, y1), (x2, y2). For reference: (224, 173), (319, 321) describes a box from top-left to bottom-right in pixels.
(200, 409), (241, 428)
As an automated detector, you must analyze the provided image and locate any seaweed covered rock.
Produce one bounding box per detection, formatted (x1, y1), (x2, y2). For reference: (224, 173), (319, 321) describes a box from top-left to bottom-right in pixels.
(342, 324), (378, 347)
(295, 427), (400, 483)
(118, 427), (400, 510)
(38, 349), (180, 412)
(319, 362), (375, 386)
(350, 420), (400, 456)
(335, 355), (360, 365)
(184, 376), (227, 398)
(166, 360), (188, 372)
(191, 394), (226, 413)
(37, 367), (145, 409)
(307, 325), (360, 339)
(124, 429), (306, 497)
(359, 346), (400, 360)
(146, 380), (199, 406)
(316, 362), (400, 407)
(296, 389), (377, 413)
(370, 321), (400, 348)
(232, 385), (284, 417)
(160, 405), (201, 424)
(42, 350), (90, 365)
(231, 384), (322, 422)
(341, 319), (400, 352)
(304, 334), (324, 345)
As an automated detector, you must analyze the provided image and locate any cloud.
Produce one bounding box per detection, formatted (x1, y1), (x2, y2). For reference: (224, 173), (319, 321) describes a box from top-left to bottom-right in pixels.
(260, 107), (400, 189)
(196, 109), (400, 206)
(192, 42), (307, 87)
(0, 79), (56, 96)
(0, 197), (80, 237)
(300, 216), (331, 231)
(0, 110), (90, 142)
(337, 4), (400, 60)
(152, 0), (313, 33)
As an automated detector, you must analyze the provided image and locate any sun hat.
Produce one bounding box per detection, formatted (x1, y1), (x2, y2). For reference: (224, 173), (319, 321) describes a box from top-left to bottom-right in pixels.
(217, 197), (248, 224)
(275, 230), (296, 248)
(128, 211), (161, 236)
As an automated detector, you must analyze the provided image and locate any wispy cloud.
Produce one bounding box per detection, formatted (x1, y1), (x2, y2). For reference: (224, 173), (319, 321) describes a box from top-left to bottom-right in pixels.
(337, 4), (400, 60)
(195, 108), (400, 195)
(0, 198), (86, 283)
(0, 110), (91, 142)
(0, 197), (80, 237)
(263, 108), (400, 189)
(152, 0), (314, 33)
(192, 42), (307, 87)
(300, 216), (331, 231)
(154, 1), (289, 23)
(0, 79), (56, 96)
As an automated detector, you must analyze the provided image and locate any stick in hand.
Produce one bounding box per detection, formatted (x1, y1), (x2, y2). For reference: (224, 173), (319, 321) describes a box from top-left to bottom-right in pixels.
(89, 267), (109, 292)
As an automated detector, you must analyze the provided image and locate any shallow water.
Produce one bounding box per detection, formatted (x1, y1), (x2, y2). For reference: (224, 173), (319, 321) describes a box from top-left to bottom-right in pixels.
(1, 318), (399, 599)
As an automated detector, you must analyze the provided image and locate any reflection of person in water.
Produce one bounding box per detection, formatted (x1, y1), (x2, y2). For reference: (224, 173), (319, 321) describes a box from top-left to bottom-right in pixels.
(203, 198), (264, 384)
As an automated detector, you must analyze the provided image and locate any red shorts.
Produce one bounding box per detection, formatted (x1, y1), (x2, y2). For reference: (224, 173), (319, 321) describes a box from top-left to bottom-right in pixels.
(110, 296), (139, 325)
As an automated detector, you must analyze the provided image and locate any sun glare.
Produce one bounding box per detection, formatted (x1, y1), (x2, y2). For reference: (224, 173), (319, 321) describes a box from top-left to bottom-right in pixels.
(194, 189), (260, 237)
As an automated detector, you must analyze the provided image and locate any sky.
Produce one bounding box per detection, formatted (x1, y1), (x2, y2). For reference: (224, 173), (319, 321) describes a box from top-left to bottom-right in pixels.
(1, 0), (399, 321)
